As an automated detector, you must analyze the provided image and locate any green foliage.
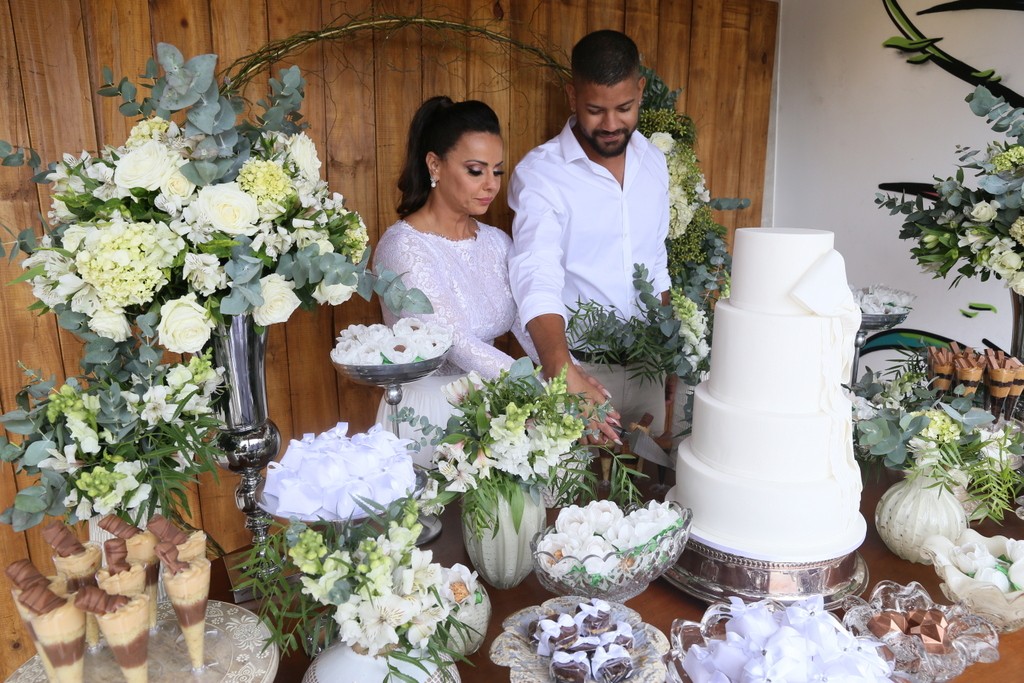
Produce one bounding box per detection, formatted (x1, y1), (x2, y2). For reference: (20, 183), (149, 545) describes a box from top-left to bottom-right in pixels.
(566, 264), (705, 383)
(640, 65), (682, 112)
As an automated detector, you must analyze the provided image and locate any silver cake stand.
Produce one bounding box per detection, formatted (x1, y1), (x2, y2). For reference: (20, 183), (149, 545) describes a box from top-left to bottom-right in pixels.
(333, 351), (450, 544)
(662, 538), (869, 609)
(851, 311), (909, 385)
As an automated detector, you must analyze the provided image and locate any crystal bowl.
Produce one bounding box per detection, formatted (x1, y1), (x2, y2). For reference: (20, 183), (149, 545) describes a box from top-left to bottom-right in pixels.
(665, 595), (898, 683)
(531, 502), (692, 602)
(922, 529), (1024, 632)
(842, 580), (1000, 682)
(331, 351), (449, 387)
(490, 595), (668, 683)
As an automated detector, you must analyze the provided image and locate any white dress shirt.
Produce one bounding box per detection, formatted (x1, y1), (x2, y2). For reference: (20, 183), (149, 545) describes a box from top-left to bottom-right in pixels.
(508, 118), (671, 328)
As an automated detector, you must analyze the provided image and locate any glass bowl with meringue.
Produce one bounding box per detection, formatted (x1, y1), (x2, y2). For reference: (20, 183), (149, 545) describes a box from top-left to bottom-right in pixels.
(531, 500), (692, 602)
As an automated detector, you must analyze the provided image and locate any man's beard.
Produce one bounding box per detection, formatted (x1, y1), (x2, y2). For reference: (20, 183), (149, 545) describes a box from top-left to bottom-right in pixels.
(579, 126), (633, 158)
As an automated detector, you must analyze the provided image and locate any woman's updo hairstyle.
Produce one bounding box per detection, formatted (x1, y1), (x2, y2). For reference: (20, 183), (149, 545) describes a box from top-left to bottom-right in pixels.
(397, 96), (501, 217)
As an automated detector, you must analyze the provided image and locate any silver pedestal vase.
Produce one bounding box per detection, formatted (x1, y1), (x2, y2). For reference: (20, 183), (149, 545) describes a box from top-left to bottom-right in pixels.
(212, 313), (282, 601)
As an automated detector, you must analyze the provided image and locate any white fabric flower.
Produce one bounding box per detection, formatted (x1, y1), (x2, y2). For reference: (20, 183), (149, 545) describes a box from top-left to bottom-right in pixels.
(1008, 560), (1024, 591)
(583, 499), (625, 535)
(253, 273), (301, 325)
(191, 182), (260, 236)
(157, 293), (214, 353)
(554, 504), (594, 537)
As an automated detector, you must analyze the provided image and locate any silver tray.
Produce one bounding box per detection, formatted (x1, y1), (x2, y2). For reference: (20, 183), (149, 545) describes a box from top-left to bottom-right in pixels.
(8, 600), (279, 683)
(662, 538), (869, 609)
(332, 352), (449, 387)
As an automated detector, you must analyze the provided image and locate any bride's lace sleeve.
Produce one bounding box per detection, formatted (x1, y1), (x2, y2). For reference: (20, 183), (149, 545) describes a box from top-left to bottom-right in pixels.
(374, 226), (516, 379)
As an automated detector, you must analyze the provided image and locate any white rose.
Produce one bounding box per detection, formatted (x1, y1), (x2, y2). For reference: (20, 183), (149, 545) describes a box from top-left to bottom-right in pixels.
(160, 168), (196, 201)
(287, 132), (322, 182)
(192, 182), (260, 236)
(649, 131), (676, 155)
(88, 306), (132, 342)
(253, 274), (301, 326)
(969, 200), (998, 223)
(313, 280), (357, 306)
(992, 248), (1022, 277)
(157, 293), (214, 353)
(113, 140), (178, 191)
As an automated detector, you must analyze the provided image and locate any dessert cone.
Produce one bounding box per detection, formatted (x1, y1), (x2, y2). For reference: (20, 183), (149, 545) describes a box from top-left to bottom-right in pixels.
(955, 365), (983, 396)
(43, 524), (102, 649)
(100, 516), (159, 629)
(162, 557), (210, 670)
(11, 589), (58, 683)
(175, 531), (206, 564)
(96, 595), (150, 683)
(30, 599), (86, 683)
(96, 563), (146, 598)
(987, 367), (1015, 398)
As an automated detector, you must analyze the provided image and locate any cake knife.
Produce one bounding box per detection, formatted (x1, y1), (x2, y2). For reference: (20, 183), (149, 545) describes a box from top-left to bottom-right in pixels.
(616, 421), (674, 469)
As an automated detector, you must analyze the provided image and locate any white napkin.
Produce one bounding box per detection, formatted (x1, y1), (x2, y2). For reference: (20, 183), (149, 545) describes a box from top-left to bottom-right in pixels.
(264, 422), (415, 520)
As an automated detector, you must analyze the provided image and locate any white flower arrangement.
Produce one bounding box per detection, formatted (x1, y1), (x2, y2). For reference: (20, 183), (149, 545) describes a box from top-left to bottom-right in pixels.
(245, 499), (465, 679)
(0, 353), (223, 530)
(852, 284), (916, 315)
(330, 319), (453, 366)
(263, 422), (416, 521)
(5, 43), (428, 365)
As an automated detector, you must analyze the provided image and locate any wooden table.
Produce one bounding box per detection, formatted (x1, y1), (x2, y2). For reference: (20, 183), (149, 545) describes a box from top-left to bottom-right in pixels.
(215, 468), (1024, 681)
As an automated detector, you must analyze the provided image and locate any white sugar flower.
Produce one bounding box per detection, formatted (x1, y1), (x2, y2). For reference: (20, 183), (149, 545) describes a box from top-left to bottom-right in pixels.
(974, 566), (1012, 592)
(950, 542), (999, 574)
(583, 499), (625, 535)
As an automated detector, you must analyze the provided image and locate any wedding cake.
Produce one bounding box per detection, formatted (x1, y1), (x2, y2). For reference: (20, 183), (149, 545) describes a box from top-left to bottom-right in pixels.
(669, 228), (866, 562)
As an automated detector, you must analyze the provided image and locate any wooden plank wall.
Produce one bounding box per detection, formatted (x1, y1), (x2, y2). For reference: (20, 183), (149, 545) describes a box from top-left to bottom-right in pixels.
(0, 0), (777, 674)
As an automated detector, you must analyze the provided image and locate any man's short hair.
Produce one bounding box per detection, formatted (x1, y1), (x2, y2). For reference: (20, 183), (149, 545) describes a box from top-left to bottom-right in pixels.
(571, 30), (641, 87)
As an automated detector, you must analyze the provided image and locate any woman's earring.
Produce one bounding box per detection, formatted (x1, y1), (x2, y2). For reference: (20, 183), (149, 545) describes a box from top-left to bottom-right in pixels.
(430, 177), (437, 188)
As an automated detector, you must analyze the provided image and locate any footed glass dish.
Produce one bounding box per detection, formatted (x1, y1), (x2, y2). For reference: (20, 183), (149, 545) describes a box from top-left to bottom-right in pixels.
(531, 503), (692, 602)
(842, 580), (1000, 682)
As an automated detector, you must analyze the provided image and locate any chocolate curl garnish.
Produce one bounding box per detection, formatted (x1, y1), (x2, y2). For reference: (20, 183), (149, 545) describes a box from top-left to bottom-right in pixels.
(74, 585), (129, 615)
(104, 539), (131, 575)
(5, 560), (49, 591)
(41, 521), (85, 558)
(155, 542), (188, 574)
(17, 583), (66, 616)
(98, 514), (140, 539)
(148, 515), (188, 546)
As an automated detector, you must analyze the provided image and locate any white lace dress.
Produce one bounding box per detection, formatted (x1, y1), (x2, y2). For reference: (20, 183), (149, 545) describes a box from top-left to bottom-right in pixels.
(373, 219), (535, 465)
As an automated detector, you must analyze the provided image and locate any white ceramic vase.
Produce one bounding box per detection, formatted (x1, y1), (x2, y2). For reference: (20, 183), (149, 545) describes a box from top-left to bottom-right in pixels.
(447, 586), (492, 656)
(875, 474), (968, 564)
(301, 644), (460, 683)
(461, 486), (545, 590)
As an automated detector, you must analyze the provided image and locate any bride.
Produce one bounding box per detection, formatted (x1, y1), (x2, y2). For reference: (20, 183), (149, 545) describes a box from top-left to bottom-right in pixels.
(373, 96), (534, 465)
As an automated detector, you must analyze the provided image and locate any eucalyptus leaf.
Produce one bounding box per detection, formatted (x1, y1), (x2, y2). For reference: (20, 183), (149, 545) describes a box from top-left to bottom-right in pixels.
(14, 487), (48, 514)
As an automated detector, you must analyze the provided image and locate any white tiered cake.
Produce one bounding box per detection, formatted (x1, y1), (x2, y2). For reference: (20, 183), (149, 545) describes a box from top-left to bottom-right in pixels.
(669, 228), (866, 562)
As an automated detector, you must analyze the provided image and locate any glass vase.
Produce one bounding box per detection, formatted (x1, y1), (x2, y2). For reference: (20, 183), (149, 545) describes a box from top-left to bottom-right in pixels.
(461, 484), (545, 590)
(875, 474), (967, 564)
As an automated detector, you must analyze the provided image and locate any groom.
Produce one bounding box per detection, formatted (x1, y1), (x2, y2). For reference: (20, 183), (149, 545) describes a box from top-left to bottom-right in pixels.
(508, 30), (671, 444)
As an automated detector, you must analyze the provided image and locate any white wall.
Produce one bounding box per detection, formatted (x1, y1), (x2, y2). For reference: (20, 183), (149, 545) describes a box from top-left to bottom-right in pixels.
(769, 0), (1024, 360)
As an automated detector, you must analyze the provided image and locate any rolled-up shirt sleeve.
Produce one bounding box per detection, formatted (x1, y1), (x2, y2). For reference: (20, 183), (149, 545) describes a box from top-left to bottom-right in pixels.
(508, 164), (569, 327)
